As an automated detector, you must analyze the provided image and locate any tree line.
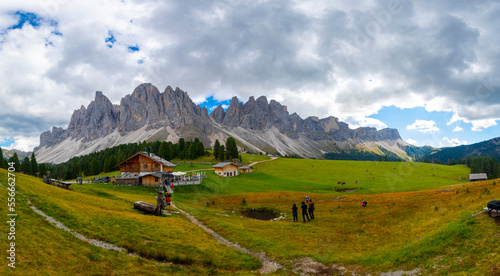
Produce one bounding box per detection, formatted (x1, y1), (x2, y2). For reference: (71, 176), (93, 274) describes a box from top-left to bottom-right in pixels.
(0, 150), (46, 177)
(466, 156), (500, 179)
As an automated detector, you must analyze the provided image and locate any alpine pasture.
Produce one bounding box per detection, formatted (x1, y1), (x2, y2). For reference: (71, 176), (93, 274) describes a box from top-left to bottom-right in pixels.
(2, 156), (500, 275)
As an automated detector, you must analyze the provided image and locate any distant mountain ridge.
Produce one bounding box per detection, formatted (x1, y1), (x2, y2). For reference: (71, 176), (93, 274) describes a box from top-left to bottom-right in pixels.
(1, 148), (31, 160)
(423, 137), (500, 162)
(35, 83), (409, 163)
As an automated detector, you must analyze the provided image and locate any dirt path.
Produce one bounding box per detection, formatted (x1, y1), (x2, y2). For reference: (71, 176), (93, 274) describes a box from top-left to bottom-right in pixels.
(28, 199), (138, 257)
(249, 156), (278, 167)
(172, 203), (283, 274)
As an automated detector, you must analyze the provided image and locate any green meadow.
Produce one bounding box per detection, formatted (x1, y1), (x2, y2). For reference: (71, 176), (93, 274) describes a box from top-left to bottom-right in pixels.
(1, 156), (500, 275)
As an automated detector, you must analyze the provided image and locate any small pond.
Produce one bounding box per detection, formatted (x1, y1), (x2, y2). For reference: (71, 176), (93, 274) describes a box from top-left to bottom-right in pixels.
(242, 209), (278, 221)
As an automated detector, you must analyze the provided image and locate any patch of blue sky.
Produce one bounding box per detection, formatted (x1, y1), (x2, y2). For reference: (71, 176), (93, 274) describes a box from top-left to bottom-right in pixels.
(105, 31), (116, 48)
(369, 106), (499, 147)
(9, 11), (41, 29)
(128, 45), (139, 52)
(198, 95), (232, 113)
(0, 138), (14, 148)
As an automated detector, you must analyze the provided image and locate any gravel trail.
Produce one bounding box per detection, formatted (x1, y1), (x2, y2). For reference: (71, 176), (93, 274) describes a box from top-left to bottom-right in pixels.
(28, 200), (137, 257)
(172, 203), (283, 274)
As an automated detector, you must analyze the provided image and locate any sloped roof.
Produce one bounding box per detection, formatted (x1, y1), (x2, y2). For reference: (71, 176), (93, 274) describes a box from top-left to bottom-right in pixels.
(469, 173), (487, 180)
(239, 165), (254, 170)
(212, 162), (240, 168)
(116, 151), (177, 168)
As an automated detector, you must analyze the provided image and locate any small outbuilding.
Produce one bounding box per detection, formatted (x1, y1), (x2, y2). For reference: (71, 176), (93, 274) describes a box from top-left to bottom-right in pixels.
(213, 162), (240, 177)
(239, 165), (254, 173)
(469, 173), (487, 182)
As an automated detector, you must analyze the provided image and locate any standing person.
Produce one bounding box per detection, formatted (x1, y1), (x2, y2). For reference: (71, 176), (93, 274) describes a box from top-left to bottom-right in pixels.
(165, 193), (172, 212)
(308, 199), (315, 219)
(306, 195), (310, 203)
(301, 202), (310, 222)
(291, 203), (298, 222)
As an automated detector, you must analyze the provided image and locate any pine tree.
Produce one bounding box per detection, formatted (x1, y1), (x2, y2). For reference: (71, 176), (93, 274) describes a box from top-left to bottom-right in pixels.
(225, 137), (238, 160)
(0, 148), (6, 169)
(90, 158), (101, 176)
(213, 140), (220, 159)
(39, 163), (48, 178)
(196, 141), (204, 156)
(384, 155), (388, 162)
(8, 153), (20, 172)
(178, 138), (185, 151)
(30, 152), (38, 176)
(21, 157), (32, 174)
(218, 145), (225, 161)
(158, 142), (169, 160)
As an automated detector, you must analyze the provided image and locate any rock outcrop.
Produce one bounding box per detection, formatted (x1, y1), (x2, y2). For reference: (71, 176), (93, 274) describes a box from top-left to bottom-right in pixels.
(35, 83), (405, 163)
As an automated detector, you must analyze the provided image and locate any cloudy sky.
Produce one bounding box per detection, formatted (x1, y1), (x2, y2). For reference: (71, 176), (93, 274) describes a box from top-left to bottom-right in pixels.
(1, 0), (499, 152)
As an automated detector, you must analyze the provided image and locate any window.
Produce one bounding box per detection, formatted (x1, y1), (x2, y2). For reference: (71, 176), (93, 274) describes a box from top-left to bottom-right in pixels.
(155, 177), (159, 182)
(155, 164), (159, 168)
(144, 164), (148, 169)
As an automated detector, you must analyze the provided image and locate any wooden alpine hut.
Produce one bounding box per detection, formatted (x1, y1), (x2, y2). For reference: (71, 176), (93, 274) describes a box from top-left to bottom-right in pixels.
(239, 165), (254, 173)
(115, 151), (177, 186)
(213, 162), (240, 177)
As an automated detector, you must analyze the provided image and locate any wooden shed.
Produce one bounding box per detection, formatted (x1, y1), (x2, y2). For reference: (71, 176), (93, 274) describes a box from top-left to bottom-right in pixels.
(213, 162), (240, 177)
(239, 165), (254, 173)
(469, 173), (487, 182)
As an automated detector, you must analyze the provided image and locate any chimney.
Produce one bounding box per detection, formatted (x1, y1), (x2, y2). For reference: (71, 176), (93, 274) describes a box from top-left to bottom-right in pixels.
(147, 147), (151, 156)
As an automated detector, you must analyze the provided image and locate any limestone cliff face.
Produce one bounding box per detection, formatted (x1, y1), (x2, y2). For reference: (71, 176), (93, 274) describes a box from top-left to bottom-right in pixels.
(35, 83), (404, 163)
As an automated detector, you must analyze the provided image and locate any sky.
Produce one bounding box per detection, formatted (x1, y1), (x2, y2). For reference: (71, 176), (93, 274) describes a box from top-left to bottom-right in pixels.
(0, 0), (499, 152)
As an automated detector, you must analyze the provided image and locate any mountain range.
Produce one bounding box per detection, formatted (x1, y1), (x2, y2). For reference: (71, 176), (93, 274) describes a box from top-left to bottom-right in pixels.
(34, 83), (414, 164)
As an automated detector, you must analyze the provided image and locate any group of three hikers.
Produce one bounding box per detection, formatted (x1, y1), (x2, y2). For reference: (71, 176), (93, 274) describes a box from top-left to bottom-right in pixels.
(291, 196), (315, 222)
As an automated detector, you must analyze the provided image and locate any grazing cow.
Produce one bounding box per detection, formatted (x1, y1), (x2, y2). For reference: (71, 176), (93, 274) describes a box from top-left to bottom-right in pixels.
(337, 181), (342, 184)
(341, 182), (346, 185)
(355, 180), (359, 184)
(366, 170), (369, 172)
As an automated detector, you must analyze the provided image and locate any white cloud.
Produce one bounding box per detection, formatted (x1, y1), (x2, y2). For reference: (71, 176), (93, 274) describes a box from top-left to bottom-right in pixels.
(406, 120), (440, 133)
(5, 135), (39, 152)
(448, 112), (499, 131)
(453, 126), (463, 132)
(406, 138), (417, 145)
(443, 137), (468, 146)
(471, 119), (497, 131)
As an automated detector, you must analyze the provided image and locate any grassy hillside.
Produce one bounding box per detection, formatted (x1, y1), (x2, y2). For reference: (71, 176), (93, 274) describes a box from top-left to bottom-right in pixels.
(2, 157), (499, 275)
(0, 169), (260, 275)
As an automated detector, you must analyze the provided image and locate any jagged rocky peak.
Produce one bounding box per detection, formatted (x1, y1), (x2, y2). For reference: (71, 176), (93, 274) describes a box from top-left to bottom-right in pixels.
(131, 83), (161, 101)
(36, 83), (407, 164)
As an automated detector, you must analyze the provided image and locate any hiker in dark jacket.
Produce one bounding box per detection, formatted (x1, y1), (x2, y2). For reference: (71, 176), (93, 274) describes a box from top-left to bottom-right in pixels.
(292, 203), (298, 222)
(301, 202), (310, 222)
(308, 199), (315, 219)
